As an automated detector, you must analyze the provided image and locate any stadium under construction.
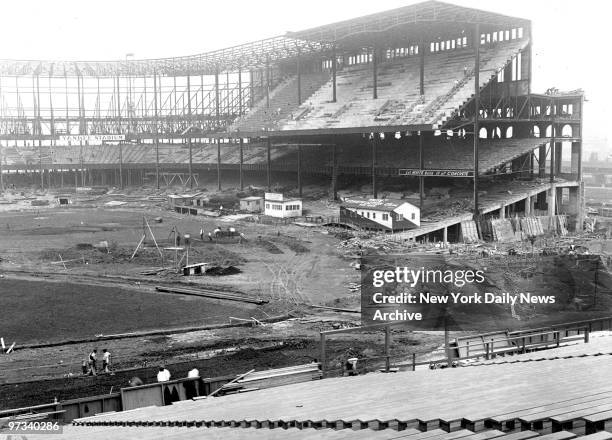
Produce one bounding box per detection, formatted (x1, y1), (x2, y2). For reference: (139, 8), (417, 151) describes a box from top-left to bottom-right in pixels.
(0, 0), (585, 243)
(3, 2), (612, 440)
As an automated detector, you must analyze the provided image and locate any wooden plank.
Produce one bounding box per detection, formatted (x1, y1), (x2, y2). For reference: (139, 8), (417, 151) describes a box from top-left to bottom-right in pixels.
(534, 432), (576, 440)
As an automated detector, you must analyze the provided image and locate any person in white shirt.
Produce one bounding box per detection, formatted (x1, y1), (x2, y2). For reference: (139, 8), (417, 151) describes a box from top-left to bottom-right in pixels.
(102, 349), (111, 373)
(157, 366), (171, 382)
(187, 368), (199, 378)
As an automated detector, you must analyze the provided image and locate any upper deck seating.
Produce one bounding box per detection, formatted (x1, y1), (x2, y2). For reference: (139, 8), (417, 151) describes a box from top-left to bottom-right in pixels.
(234, 38), (527, 133)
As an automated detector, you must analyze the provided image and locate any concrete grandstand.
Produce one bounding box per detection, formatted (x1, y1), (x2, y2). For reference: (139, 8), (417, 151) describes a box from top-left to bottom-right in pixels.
(0, 1), (604, 440)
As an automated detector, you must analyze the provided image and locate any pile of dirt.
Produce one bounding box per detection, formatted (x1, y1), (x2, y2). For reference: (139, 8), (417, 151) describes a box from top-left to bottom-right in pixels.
(253, 239), (284, 254)
(271, 236), (310, 254)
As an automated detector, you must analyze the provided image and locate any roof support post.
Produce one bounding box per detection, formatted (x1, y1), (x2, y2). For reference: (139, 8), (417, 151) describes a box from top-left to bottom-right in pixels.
(419, 38), (425, 96)
(538, 141), (546, 178)
(297, 144), (302, 198)
(550, 99), (556, 184)
(297, 50), (302, 105)
(371, 135), (377, 199)
(249, 69), (255, 109)
(64, 72), (69, 134)
(187, 75), (193, 189)
(217, 137), (222, 191)
(35, 74), (43, 190)
(419, 131), (424, 210)
(215, 70), (220, 129)
(48, 74), (55, 137)
(266, 56), (270, 109)
(267, 137), (272, 191)
(331, 144), (337, 201)
(200, 74), (205, 128)
(473, 23), (480, 217)
(153, 71), (160, 189)
(372, 47), (378, 100)
(332, 45), (337, 103)
(238, 69), (243, 116)
(239, 137), (244, 191)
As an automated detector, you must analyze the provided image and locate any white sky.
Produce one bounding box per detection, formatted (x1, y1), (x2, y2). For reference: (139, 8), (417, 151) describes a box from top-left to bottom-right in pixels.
(0, 0), (608, 148)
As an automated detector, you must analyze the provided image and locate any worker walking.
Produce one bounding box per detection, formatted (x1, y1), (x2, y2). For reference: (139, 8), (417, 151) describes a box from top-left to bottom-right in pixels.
(88, 349), (98, 375)
(102, 349), (112, 373)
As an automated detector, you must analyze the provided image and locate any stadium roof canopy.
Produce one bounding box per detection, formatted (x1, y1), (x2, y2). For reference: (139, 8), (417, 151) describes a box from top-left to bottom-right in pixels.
(0, 0), (529, 78)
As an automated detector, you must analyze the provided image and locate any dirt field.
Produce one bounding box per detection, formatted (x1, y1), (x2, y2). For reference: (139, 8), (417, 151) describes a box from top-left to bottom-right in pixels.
(0, 187), (371, 409)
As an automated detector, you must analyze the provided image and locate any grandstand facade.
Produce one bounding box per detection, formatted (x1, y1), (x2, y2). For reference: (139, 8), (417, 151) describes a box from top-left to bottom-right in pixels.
(0, 0), (584, 241)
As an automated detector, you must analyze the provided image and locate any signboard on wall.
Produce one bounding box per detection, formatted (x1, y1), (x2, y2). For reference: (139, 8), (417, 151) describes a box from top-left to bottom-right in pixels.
(399, 169), (474, 177)
(59, 135), (125, 144)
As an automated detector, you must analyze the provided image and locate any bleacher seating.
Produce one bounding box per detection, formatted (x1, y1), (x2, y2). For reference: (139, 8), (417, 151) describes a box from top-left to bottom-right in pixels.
(231, 71), (331, 132)
(74, 354), (612, 436)
(231, 39), (527, 133)
(25, 425), (612, 440)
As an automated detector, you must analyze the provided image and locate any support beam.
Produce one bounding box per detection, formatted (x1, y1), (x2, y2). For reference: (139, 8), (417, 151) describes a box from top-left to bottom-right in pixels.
(296, 51), (302, 105)
(118, 142), (123, 190)
(372, 136), (377, 198)
(538, 142), (546, 178)
(419, 131), (424, 209)
(239, 137), (244, 191)
(331, 46), (337, 103)
(550, 122), (555, 183)
(297, 144), (302, 198)
(216, 137), (221, 191)
(267, 137), (272, 190)
(215, 70), (220, 129)
(266, 56), (270, 109)
(547, 185), (556, 217)
(187, 75), (193, 189)
(154, 72), (160, 189)
(473, 24), (480, 217)
(331, 144), (338, 201)
(419, 39), (425, 96)
(372, 47), (378, 99)
(525, 196), (531, 216)
(238, 69), (243, 116)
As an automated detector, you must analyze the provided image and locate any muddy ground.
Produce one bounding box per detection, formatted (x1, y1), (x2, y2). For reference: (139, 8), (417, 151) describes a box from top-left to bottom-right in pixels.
(0, 186), (395, 409)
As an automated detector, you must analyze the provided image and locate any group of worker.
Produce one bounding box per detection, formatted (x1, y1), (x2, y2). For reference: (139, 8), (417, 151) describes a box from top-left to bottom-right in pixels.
(82, 348), (112, 376)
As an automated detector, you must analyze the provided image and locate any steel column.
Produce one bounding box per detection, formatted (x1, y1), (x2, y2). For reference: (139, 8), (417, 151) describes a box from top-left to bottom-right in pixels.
(267, 137), (271, 190)
(217, 137), (221, 191)
(332, 45), (337, 103)
(419, 39), (425, 96)
(550, 99), (556, 183)
(266, 56), (270, 108)
(297, 144), (302, 198)
(473, 24), (480, 216)
(187, 75), (193, 188)
(372, 47), (378, 99)
(419, 132), (424, 209)
(372, 136), (377, 198)
(239, 137), (244, 190)
(154, 72), (160, 189)
(297, 51), (302, 105)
